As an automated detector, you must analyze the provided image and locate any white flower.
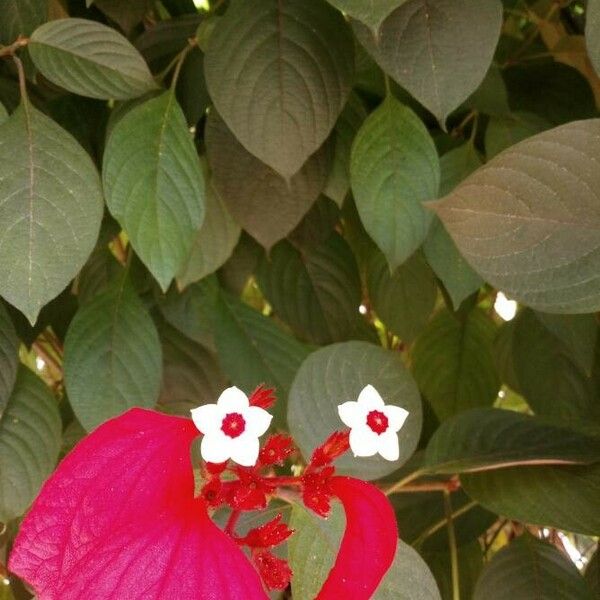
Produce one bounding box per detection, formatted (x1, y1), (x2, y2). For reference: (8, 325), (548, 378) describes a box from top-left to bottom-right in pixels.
(337, 384), (409, 461)
(191, 386), (272, 467)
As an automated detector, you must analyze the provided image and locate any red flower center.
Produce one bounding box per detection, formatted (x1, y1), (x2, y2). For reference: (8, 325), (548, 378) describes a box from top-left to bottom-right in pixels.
(366, 410), (388, 435)
(221, 412), (246, 438)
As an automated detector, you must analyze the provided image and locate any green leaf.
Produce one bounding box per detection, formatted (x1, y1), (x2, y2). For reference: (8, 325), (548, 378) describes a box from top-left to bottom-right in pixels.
(0, 0), (47, 45)
(464, 65), (511, 117)
(0, 102), (8, 125)
(585, 548), (599, 596)
(206, 110), (331, 249)
(353, 0), (503, 124)
(473, 534), (592, 600)
(412, 308), (500, 421)
(350, 95), (440, 271)
(0, 303), (19, 411)
(326, 0), (407, 33)
(288, 341), (422, 480)
(485, 111), (551, 159)
(424, 144), (484, 309)
(103, 91), (205, 290)
(435, 119), (600, 314)
(92, 0), (152, 35)
(512, 309), (599, 422)
(367, 249), (437, 342)
(462, 462), (600, 536)
(324, 93), (368, 208)
(424, 408), (600, 474)
(64, 278), (162, 431)
(29, 18), (157, 100)
(204, 0), (354, 178)
(534, 311), (598, 377)
(257, 233), (368, 345)
(288, 501), (345, 600)
(157, 320), (226, 415)
(177, 180), (240, 288)
(0, 367), (61, 521)
(586, 0), (600, 77)
(214, 292), (310, 427)
(0, 101), (103, 323)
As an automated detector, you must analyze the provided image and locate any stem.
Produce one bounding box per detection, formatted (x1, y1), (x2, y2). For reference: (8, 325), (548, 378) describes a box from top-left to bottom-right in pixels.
(414, 500), (478, 548)
(384, 74), (392, 97)
(0, 36), (28, 59)
(170, 41), (195, 89)
(225, 510), (241, 536)
(384, 469), (427, 496)
(12, 55), (28, 105)
(265, 475), (302, 487)
(386, 481), (461, 494)
(444, 490), (460, 600)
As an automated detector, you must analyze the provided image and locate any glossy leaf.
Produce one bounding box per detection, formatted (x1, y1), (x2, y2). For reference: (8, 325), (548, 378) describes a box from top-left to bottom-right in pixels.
(177, 180), (240, 288)
(29, 18), (157, 100)
(435, 120), (600, 313)
(257, 233), (368, 345)
(473, 534), (591, 600)
(214, 293), (310, 426)
(0, 368), (61, 522)
(288, 341), (422, 480)
(0, 101), (103, 323)
(411, 308), (500, 421)
(103, 91), (205, 290)
(424, 408), (600, 474)
(206, 110), (330, 249)
(204, 0), (354, 178)
(353, 0), (503, 123)
(367, 250), (437, 342)
(0, 303), (19, 411)
(326, 0), (408, 33)
(350, 95), (440, 271)
(64, 278), (162, 431)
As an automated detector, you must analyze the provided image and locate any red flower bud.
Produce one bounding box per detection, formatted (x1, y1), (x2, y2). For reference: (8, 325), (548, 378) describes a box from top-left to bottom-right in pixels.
(253, 551), (292, 591)
(258, 434), (295, 466)
(310, 430), (350, 468)
(239, 514), (293, 548)
(248, 384), (276, 410)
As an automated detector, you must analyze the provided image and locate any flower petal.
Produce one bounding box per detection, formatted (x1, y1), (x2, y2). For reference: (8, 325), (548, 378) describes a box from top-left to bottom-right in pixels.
(337, 401), (366, 428)
(201, 430), (232, 464)
(9, 409), (267, 600)
(377, 431), (400, 461)
(230, 434), (260, 467)
(356, 384), (385, 410)
(244, 405), (273, 437)
(349, 426), (379, 457)
(190, 403), (222, 435)
(317, 477), (397, 599)
(384, 404), (409, 432)
(217, 385), (250, 412)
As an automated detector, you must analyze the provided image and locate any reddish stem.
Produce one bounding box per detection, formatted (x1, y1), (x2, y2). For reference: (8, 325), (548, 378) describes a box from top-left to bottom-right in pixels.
(263, 476), (302, 487)
(225, 510), (241, 536)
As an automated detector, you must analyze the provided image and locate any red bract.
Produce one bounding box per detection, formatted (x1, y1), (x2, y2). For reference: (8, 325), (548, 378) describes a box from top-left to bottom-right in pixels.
(239, 514), (294, 548)
(317, 477), (398, 599)
(302, 466), (335, 517)
(258, 433), (294, 466)
(253, 550), (292, 591)
(310, 430), (350, 468)
(248, 384), (276, 409)
(9, 409), (267, 600)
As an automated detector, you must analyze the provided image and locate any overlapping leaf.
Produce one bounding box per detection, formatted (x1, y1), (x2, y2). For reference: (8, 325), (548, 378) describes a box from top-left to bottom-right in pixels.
(0, 303), (19, 411)
(586, 0), (600, 77)
(103, 91), (205, 290)
(350, 95), (440, 270)
(29, 18), (157, 99)
(435, 119), (600, 313)
(204, 0), (354, 178)
(353, 0), (503, 123)
(0, 101), (103, 323)
(288, 341), (422, 480)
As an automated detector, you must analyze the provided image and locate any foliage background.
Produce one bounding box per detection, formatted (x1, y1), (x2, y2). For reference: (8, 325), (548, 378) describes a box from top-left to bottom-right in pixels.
(1, 0), (600, 597)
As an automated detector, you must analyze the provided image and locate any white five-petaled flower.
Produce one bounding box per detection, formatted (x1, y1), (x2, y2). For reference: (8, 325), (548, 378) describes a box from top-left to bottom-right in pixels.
(191, 386), (272, 467)
(337, 385), (409, 461)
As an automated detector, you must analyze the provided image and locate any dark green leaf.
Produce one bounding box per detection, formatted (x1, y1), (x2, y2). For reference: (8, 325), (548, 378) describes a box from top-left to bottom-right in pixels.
(585, 548), (599, 596)
(485, 111), (551, 159)
(462, 462), (600, 536)
(412, 308), (500, 421)
(206, 110), (331, 249)
(0, 303), (19, 411)
(0, 0), (47, 45)
(0, 101), (103, 323)
(512, 309), (600, 422)
(435, 120), (600, 314)
(103, 91), (205, 290)
(353, 0), (503, 123)
(424, 408), (600, 474)
(326, 0), (407, 33)
(204, 0), (354, 178)
(350, 94), (440, 271)
(473, 534), (592, 600)
(64, 278), (162, 431)
(465, 65), (511, 117)
(0, 367), (61, 521)
(288, 341), (422, 480)
(92, 0), (152, 34)
(214, 293), (310, 427)
(588, 0), (600, 77)
(257, 233), (369, 345)
(177, 180), (240, 288)
(367, 250), (437, 342)
(29, 18), (157, 99)
(0, 102), (8, 125)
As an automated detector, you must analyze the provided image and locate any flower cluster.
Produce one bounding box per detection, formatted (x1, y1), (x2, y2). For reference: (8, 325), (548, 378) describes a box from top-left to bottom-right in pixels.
(9, 384), (408, 599)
